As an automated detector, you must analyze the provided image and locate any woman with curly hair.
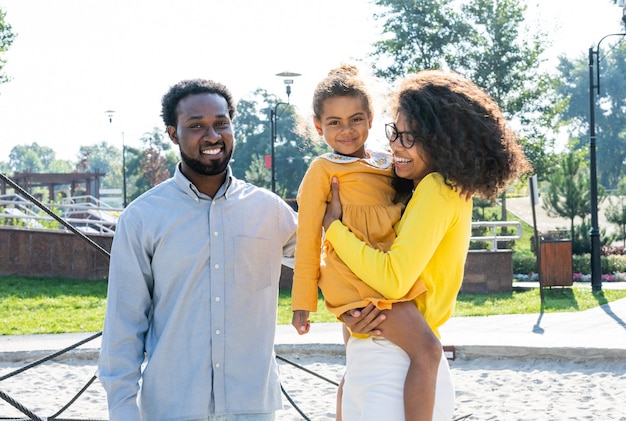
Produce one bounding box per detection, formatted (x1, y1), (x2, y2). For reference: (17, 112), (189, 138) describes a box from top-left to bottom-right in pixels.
(322, 70), (531, 420)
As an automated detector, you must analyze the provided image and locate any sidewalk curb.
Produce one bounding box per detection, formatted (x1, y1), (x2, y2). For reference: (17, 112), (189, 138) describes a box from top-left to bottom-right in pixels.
(2, 343), (625, 365)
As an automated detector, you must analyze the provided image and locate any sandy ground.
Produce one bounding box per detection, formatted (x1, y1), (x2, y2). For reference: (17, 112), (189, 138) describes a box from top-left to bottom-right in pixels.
(1, 352), (625, 421)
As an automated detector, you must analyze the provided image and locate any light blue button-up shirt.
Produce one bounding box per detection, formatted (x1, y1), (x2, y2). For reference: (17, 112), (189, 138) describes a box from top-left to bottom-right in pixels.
(98, 165), (297, 421)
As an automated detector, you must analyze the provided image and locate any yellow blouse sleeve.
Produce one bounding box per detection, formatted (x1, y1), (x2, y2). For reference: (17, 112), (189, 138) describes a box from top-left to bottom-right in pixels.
(325, 173), (463, 300)
(291, 159), (331, 312)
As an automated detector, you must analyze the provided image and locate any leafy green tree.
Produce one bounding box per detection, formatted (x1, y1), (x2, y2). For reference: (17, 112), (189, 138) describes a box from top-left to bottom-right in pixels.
(370, 0), (471, 78)
(557, 42), (626, 190)
(0, 7), (16, 86)
(8, 143), (57, 173)
(231, 89), (328, 198)
(76, 142), (121, 189)
(542, 151), (592, 242)
(48, 160), (73, 173)
(370, 0), (559, 220)
(134, 128), (177, 196)
(605, 181), (626, 246)
(244, 155), (271, 188)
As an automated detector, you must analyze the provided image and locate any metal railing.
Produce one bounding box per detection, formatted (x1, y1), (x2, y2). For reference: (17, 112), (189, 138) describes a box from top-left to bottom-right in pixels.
(471, 221), (523, 251)
(0, 193), (120, 234)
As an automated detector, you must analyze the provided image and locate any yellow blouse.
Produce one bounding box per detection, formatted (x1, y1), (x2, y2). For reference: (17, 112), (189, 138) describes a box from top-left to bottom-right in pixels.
(325, 172), (472, 337)
(291, 151), (426, 317)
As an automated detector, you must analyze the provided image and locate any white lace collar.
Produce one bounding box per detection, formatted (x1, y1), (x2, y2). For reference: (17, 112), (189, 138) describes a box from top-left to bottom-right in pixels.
(319, 149), (391, 169)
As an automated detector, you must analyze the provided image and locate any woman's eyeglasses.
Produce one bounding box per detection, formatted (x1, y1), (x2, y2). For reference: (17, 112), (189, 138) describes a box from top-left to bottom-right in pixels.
(385, 123), (418, 149)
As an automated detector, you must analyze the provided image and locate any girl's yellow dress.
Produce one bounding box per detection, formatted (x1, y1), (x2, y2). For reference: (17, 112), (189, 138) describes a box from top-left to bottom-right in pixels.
(291, 150), (426, 318)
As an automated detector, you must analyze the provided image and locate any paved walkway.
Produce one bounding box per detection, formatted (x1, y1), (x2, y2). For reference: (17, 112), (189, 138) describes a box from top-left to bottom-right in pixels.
(1, 283), (625, 363)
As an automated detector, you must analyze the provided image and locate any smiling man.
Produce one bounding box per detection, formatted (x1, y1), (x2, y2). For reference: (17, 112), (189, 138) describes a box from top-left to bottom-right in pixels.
(98, 79), (298, 421)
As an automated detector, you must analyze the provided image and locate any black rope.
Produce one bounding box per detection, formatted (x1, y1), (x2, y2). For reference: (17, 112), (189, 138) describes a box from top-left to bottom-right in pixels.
(0, 173), (111, 258)
(48, 374), (98, 420)
(280, 383), (311, 421)
(276, 353), (340, 386)
(0, 389), (44, 421)
(276, 353), (341, 420)
(1, 173), (468, 420)
(0, 332), (102, 382)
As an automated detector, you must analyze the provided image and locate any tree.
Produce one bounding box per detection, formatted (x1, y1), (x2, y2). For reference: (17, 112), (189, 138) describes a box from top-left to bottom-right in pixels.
(8, 143), (57, 173)
(370, 0), (559, 219)
(230, 89), (328, 198)
(76, 141), (121, 189)
(244, 155), (271, 188)
(370, 0), (471, 79)
(542, 151), (592, 242)
(605, 181), (626, 247)
(557, 42), (626, 190)
(0, 7), (16, 86)
(136, 128), (176, 192)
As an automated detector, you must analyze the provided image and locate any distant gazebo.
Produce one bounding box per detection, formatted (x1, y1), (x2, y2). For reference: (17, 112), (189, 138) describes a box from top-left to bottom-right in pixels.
(1, 170), (106, 201)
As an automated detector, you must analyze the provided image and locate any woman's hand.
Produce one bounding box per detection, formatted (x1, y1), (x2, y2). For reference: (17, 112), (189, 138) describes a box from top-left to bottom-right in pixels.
(323, 177), (343, 231)
(342, 303), (386, 336)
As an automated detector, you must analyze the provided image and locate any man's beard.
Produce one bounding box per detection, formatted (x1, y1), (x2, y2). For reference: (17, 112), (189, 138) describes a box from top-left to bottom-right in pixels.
(180, 149), (232, 176)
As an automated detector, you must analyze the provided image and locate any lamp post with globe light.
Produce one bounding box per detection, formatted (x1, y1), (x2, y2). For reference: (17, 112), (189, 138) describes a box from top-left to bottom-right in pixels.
(269, 71), (301, 194)
(105, 110), (128, 208)
(587, 3), (626, 291)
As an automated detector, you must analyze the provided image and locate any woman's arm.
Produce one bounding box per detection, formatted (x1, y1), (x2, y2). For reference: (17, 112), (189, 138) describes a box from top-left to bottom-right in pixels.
(324, 173), (460, 300)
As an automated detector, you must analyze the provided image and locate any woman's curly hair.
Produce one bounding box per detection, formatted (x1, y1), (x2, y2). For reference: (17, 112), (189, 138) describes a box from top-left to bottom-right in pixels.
(161, 79), (236, 128)
(391, 70), (531, 201)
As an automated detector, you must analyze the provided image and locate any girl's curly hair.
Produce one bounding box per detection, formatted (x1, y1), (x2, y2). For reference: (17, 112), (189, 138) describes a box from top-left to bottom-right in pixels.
(312, 63), (373, 120)
(391, 70), (531, 201)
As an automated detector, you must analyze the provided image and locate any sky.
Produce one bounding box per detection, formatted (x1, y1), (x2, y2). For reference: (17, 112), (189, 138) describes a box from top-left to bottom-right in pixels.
(0, 0), (625, 163)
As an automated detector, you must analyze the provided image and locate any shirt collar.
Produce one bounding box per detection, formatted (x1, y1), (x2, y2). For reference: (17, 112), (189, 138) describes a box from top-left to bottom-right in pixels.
(318, 149), (392, 169)
(174, 163), (234, 200)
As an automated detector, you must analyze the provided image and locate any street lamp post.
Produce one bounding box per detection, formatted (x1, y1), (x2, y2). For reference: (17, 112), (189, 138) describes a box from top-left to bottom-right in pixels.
(587, 6), (626, 292)
(270, 71), (301, 193)
(105, 110), (128, 208)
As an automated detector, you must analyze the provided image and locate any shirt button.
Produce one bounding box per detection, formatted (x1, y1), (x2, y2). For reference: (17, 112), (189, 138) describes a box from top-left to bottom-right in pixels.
(213, 231), (219, 236)
(214, 264), (220, 269)
(215, 296), (221, 302)
(215, 363), (220, 368)
(215, 329), (221, 335)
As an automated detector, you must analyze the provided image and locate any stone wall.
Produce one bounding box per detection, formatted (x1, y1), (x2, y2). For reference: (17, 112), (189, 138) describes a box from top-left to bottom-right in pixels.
(0, 226), (112, 280)
(279, 249), (514, 294)
(460, 250), (513, 294)
(0, 226), (514, 294)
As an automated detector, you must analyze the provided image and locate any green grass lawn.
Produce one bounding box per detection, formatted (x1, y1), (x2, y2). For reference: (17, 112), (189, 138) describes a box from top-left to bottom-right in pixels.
(2, 275), (626, 335)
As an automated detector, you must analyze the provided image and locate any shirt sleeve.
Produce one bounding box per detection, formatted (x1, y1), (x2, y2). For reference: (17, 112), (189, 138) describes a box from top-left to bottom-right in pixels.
(324, 174), (459, 300)
(291, 160), (330, 312)
(97, 213), (153, 421)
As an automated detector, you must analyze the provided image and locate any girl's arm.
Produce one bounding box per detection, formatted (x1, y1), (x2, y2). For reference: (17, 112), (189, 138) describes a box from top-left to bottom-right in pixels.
(291, 160), (331, 312)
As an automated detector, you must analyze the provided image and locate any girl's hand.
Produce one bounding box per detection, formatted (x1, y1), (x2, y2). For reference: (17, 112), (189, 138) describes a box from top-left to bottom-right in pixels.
(323, 177), (342, 231)
(292, 310), (311, 335)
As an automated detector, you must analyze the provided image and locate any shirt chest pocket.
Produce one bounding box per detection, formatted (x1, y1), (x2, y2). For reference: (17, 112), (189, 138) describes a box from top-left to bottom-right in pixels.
(233, 235), (273, 292)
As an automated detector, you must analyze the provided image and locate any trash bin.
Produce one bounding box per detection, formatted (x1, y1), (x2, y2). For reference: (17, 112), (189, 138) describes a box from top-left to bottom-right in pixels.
(539, 239), (573, 287)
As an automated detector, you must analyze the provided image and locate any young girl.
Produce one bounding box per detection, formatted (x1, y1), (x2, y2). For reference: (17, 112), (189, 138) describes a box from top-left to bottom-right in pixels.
(322, 70), (532, 420)
(291, 64), (442, 421)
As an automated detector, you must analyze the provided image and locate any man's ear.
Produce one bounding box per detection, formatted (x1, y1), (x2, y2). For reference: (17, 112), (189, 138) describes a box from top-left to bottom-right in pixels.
(167, 126), (179, 145)
(313, 117), (323, 136)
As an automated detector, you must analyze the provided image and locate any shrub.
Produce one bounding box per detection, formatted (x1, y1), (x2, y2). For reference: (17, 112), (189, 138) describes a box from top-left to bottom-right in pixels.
(572, 254), (626, 274)
(573, 254), (591, 274)
(513, 251), (536, 274)
(605, 255), (626, 273)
